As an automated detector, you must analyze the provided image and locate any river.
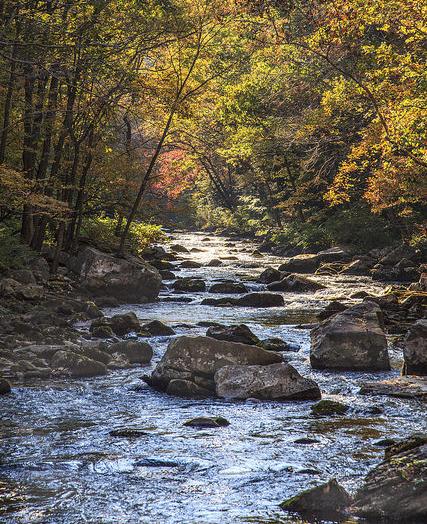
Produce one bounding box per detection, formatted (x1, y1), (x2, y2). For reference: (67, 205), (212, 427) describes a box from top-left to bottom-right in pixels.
(1, 232), (425, 523)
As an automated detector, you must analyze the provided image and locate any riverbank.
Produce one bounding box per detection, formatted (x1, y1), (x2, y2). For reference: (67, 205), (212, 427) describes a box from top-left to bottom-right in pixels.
(0, 231), (426, 523)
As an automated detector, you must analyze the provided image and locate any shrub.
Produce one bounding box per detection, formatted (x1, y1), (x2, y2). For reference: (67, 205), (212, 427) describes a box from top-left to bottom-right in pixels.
(80, 216), (165, 255)
(0, 225), (37, 273)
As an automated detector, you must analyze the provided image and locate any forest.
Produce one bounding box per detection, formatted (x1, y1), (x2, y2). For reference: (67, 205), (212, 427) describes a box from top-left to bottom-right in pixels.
(0, 1), (426, 524)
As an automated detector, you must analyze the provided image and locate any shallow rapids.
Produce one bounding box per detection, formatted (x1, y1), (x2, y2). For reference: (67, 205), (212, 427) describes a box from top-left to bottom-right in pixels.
(1, 232), (425, 523)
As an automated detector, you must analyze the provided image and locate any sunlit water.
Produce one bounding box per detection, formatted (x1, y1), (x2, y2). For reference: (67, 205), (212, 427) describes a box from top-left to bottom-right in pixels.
(1, 232), (425, 523)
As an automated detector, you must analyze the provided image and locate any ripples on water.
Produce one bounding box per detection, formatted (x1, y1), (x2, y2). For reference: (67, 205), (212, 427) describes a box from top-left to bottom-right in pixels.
(0, 232), (425, 523)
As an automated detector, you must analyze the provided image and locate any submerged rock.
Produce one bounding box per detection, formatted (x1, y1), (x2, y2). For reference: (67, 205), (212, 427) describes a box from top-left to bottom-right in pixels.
(206, 324), (260, 346)
(311, 399), (349, 416)
(215, 363), (321, 401)
(144, 335), (282, 398)
(183, 417), (230, 428)
(109, 428), (149, 438)
(352, 434), (427, 521)
(280, 479), (352, 517)
(403, 319), (427, 376)
(310, 302), (390, 371)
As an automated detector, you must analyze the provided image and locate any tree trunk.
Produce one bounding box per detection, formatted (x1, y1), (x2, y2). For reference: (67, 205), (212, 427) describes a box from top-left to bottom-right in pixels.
(0, 27), (18, 163)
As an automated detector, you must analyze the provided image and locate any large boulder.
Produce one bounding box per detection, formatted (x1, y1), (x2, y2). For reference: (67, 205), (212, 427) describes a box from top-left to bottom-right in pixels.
(70, 247), (161, 302)
(403, 320), (427, 376)
(280, 479), (352, 518)
(144, 335), (282, 398)
(278, 254), (320, 273)
(215, 363), (321, 400)
(206, 324), (261, 346)
(352, 435), (427, 521)
(268, 274), (325, 292)
(51, 350), (107, 378)
(310, 302), (390, 370)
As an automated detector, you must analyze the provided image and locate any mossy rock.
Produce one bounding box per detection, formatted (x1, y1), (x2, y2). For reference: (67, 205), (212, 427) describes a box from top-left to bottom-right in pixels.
(183, 416), (230, 428)
(311, 399), (349, 416)
(280, 479), (353, 516)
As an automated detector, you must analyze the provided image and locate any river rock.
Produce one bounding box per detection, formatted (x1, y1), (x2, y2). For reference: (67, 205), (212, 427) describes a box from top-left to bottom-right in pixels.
(160, 270), (175, 280)
(180, 260), (202, 268)
(108, 340), (153, 364)
(260, 338), (297, 352)
(236, 292), (284, 307)
(173, 278), (206, 292)
(360, 376), (427, 399)
(170, 244), (189, 253)
(317, 301), (347, 320)
(0, 278), (45, 301)
(183, 417), (230, 428)
(311, 399), (349, 416)
(206, 324), (260, 346)
(70, 247), (161, 302)
(379, 243), (416, 266)
(317, 247), (348, 263)
(352, 434), (427, 521)
(310, 302), (390, 371)
(109, 312), (141, 336)
(280, 479), (352, 517)
(268, 274), (325, 292)
(6, 269), (36, 285)
(51, 350), (107, 378)
(144, 335), (282, 397)
(209, 282), (248, 294)
(341, 257), (375, 275)
(215, 363), (321, 401)
(141, 320), (175, 336)
(403, 319), (427, 375)
(257, 267), (284, 284)
(92, 324), (114, 338)
(278, 254), (320, 273)
(206, 259), (223, 267)
(0, 378), (11, 394)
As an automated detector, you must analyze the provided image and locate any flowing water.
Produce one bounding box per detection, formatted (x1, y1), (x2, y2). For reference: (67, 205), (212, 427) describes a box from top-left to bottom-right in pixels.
(1, 232), (425, 524)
